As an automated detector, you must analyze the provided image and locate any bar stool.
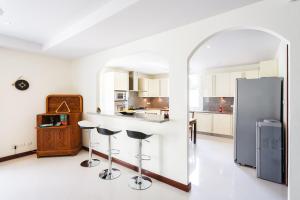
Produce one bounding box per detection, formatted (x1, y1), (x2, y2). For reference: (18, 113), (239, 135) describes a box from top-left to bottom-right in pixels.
(126, 130), (153, 190)
(97, 128), (121, 180)
(78, 120), (100, 167)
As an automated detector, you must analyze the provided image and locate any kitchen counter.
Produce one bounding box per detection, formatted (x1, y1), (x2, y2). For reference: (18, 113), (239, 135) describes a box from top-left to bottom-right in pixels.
(87, 112), (170, 123)
(190, 110), (233, 115)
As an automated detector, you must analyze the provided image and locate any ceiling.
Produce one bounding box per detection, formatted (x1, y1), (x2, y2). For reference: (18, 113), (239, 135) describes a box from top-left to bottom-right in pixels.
(105, 51), (169, 74)
(0, 0), (262, 59)
(189, 29), (281, 74)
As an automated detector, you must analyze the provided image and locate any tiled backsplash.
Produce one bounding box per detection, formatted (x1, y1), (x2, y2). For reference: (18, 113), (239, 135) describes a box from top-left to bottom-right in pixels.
(203, 97), (234, 113)
(128, 91), (169, 109)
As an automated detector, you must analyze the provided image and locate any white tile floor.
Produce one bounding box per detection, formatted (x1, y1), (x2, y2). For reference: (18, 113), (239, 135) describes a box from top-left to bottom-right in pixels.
(0, 134), (287, 200)
(189, 134), (287, 200)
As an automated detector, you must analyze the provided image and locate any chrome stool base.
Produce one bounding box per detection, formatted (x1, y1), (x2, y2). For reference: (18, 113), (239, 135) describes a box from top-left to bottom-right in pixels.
(99, 168), (121, 180)
(128, 176), (152, 190)
(80, 159), (100, 167)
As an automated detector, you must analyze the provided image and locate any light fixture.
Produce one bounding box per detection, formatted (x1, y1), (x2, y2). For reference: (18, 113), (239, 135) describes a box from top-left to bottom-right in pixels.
(206, 45), (211, 49)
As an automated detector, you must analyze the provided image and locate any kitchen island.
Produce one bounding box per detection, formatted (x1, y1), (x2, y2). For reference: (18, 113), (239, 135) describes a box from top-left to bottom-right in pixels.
(82, 111), (189, 191)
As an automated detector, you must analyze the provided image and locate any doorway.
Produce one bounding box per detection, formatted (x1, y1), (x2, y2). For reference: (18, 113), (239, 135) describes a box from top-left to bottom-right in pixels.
(187, 28), (289, 200)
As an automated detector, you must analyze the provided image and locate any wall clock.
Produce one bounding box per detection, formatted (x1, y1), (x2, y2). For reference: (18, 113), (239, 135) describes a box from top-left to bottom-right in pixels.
(14, 79), (30, 91)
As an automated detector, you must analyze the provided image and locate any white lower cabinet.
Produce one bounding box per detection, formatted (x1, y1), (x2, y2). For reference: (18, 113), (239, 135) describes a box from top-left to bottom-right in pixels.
(194, 113), (213, 133)
(194, 112), (233, 136)
(212, 114), (233, 135)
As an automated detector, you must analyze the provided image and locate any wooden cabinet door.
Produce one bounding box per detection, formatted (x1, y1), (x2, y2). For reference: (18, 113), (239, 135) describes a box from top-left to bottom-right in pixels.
(138, 78), (149, 97)
(194, 113), (213, 132)
(148, 79), (160, 97)
(245, 70), (259, 79)
(159, 78), (169, 97)
(230, 72), (243, 97)
(215, 73), (230, 97)
(202, 75), (214, 97)
(55, 128), (70, 150)
(114, 72), (129, 91)
(37, 128), (55, 151)
(212, 114), (232, 135)
(259, 60), (278, 77)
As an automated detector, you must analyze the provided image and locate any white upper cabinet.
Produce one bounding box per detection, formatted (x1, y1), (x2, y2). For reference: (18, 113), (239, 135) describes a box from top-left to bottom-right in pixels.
(159, 78), (169, 97)
(230, 72), (243, 96)
(245, 70), (259, 79)
(138, 78), (149, 97)
(259, 60), (278, 77)
(202, 74), (214, 97)
(215, 73), (231, 97)
(114, 71), (129, 91)
(138, 77), (169, 97)
(148, 79), (160, 97)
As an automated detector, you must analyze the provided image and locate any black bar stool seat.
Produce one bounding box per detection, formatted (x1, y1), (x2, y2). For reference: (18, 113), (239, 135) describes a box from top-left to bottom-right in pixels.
(126, 130), (153, 190)
(97, 128), (122, 180)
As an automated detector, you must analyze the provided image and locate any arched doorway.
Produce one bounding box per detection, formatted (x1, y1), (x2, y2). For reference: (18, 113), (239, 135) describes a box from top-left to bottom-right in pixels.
(187, 27), (289, 200)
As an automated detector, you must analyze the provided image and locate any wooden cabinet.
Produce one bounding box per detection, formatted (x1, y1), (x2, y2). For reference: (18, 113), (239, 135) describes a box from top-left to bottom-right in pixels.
(259, 60), (278, 77)
(194, 112), (233, 135)
(148, 79), (160, 97)
(215, 73), (231, 97)
(36, 95), (82, 157)
(114, 71), (129, 91)
(230, 72), (243, 96)
(159, 78), (169, 97)
(212, 114), (233, 135)
(202, 74), (214, 97)
(138, 78), (149, 97)
(138, 77), (169, 97)
(245, 70), (259, 79)
(194, 113), (213, 132)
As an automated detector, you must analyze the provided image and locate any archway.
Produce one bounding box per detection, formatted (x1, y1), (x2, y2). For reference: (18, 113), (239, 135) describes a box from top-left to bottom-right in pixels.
(187, 27), (290, 199)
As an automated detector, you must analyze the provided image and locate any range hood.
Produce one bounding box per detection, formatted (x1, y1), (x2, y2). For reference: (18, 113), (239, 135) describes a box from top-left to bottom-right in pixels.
(129, 71), (139, 91)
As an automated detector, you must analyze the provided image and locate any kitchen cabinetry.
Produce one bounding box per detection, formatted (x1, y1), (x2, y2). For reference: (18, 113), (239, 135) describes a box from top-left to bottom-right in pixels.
(230, 72), (243, 96)
(212, 114), (233, 135)
(159, 78), (169, 97)
(148, 79), (160, 97)
(138, 77), (169, 97)
(259, 60), (278, 77)
(215, 73), (231, 97)
(194, 113), (213, 132)
(194, 112), (233, 136)
(138, 78), (149, 97)
(202, 75), (214, 97)
(245, 70), (259, 79)
(114, 71), (129, 91)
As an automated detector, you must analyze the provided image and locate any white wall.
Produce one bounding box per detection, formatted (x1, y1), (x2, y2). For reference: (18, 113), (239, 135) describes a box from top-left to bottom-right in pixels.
(71, 0), (300, 198)
(0, 48), (73, 157)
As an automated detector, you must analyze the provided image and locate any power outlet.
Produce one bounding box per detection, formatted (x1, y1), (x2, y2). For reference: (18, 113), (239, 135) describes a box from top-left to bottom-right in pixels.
(12, 145), (17, 150)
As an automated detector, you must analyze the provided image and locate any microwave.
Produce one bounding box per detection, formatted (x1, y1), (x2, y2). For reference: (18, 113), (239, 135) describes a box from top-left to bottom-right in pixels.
(114, 91), (128, 101)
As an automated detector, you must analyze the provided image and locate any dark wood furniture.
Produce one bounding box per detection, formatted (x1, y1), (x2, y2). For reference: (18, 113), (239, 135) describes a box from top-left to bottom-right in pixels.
(36, 95), (83, 157)
(189, 118), (197, 144)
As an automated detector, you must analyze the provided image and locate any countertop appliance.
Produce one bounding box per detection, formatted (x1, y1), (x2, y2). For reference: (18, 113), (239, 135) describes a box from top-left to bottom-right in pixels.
(115, 90), (128, 101)
(234, 77), (283, 168)
(256, 120), (284, 183)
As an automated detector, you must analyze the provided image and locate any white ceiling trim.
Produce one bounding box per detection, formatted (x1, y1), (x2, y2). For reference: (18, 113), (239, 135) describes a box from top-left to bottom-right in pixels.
(43, 0), (139, 50)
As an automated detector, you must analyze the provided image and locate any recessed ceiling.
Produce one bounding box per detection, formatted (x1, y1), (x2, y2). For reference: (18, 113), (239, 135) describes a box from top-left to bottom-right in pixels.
(189, 29), (281, 74)
(0, 0), (263, 59)
(106, 52), (169, 74)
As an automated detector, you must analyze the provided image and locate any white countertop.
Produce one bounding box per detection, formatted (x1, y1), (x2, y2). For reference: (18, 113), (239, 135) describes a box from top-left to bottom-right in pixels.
(87, 112), (170, 123)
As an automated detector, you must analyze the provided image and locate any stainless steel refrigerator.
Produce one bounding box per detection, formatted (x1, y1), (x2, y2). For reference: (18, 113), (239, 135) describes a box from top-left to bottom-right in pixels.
(234, 77), (283, 167)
